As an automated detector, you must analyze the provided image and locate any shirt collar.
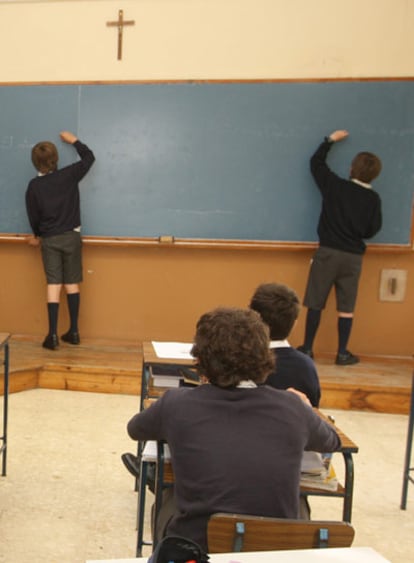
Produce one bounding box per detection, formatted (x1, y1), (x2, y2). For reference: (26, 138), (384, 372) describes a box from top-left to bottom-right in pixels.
(237, 380), (257, 388)
(351, 178), (372, 189)
(269, 339), (290, 349)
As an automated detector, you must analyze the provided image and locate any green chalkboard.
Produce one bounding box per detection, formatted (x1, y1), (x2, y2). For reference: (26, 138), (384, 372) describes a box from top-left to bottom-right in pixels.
(0, 81), (413, 244)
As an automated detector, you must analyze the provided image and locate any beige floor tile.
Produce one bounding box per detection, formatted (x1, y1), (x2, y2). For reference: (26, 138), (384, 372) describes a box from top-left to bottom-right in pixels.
(1, 389), (413, 563)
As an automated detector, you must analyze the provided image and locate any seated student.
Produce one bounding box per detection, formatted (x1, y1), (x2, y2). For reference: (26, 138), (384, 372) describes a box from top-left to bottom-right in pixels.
(249, 282), (321, 407)
(250, 282), (324, 519)
(126, 307), (341, 551)
(121, 284), (320, 478)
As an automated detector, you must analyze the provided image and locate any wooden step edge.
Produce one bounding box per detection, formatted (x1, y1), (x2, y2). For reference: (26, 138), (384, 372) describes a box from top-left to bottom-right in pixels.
(41, 362), (140, 377)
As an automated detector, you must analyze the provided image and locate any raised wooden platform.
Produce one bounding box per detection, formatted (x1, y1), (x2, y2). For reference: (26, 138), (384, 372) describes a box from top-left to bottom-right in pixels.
(1, 334), (412, 414)
(316, 354), (413, 414)
(3, 334), (141, 396)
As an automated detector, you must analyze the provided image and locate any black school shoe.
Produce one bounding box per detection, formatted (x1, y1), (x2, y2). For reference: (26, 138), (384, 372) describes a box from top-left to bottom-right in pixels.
(121, 452), (140, 478)
(336, 350), (359, 366)
(42, 334), (59, 350)
(61, 331), (80, 345)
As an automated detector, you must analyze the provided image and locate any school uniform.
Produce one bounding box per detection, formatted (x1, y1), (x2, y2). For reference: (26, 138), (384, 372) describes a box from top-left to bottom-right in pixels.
(127, 383), (340, 551)
(267, 340), (321, 407)
(304, 137), (382, 312)
(25, 140), (95, 284)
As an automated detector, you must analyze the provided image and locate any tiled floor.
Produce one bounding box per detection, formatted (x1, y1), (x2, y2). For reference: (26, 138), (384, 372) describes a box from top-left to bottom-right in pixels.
(1, 389), (414, 563)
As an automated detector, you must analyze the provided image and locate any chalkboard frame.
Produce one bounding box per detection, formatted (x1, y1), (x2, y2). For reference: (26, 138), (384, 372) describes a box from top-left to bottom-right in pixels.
(0, 78), (413, 252)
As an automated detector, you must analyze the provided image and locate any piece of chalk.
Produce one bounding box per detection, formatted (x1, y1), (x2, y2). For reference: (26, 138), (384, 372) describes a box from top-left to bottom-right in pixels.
(159, 235), (174, 243)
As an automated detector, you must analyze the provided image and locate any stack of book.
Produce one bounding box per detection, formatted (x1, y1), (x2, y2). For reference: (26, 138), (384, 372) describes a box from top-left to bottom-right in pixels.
(150, 364), (201, 389)
(300, 451), (338, 491)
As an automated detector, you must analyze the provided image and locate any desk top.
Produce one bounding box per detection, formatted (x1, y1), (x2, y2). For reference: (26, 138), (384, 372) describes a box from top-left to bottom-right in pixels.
(0, 333), (10, 348)
(87, 546), (390, 562)
(142, 341), (194, 366)
(316, 410), (358, 454)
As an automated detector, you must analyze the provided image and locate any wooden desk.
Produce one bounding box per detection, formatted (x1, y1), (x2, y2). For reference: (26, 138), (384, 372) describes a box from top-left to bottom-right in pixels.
(140, 341), (194, 411)
(87, 546), (391, 562)
(302, 410), (358, 523)
(136, 342), (359, 556)
(0, 332), (10, 476)
(136, 341), (194, 487)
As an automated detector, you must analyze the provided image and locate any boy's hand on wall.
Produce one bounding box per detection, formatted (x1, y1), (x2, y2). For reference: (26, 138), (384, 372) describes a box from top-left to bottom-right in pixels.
(328, 130), (349, 142)
(60, 131), (78, 144)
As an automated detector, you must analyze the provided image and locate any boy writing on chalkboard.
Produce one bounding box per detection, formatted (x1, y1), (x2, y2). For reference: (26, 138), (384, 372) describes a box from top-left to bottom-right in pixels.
(25, 131), (95, 350)
(298, 130), (382, 365)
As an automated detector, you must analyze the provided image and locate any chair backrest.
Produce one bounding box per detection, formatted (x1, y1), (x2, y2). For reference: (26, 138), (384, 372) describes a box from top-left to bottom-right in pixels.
(207, 513), (355, 553)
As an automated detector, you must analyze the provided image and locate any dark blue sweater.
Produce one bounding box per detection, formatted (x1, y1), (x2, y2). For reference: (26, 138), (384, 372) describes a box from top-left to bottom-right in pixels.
(311, 139), (382, 254)
(128, 383), (340, 550)
(25, 140), (95, 237)
(266, 346), (321, 407)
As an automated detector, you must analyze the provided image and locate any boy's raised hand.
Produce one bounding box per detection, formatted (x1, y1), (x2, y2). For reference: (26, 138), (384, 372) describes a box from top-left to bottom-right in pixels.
(59, 131), (78, 144)
(328, 130), (349, 142)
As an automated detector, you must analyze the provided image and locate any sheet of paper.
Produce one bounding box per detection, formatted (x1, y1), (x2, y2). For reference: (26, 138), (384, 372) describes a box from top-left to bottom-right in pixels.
(152, 341), (193, 359)
(142, 440), (171, 460)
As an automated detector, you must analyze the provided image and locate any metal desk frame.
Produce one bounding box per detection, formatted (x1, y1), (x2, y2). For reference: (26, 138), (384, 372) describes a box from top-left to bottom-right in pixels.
(135, 342), (192, 488)
(400, 371), (414, 509)
(0, 333), (10, 476)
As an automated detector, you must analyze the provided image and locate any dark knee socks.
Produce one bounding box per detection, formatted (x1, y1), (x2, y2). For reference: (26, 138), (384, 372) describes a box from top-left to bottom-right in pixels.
(338, 317), (353, 355)
(303, 308), (321, 351)
(67, 292), (80, 333)
(47, 302), (59, 336)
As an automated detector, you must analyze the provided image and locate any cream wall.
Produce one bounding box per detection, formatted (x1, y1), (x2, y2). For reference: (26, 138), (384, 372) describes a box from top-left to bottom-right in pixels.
(0, 0), (413, 355)
(0, 0), (413, 81)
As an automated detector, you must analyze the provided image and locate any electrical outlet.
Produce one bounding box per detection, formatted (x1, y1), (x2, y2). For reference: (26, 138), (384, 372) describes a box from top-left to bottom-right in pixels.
(379, 269), (407, 302)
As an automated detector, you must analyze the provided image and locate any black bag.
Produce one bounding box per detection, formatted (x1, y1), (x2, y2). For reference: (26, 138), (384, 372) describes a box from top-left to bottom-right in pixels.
(148, 535), (209, 563)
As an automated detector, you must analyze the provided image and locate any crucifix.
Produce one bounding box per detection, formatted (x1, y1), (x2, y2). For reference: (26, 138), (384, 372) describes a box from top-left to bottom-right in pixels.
(106, 10), (135, 61)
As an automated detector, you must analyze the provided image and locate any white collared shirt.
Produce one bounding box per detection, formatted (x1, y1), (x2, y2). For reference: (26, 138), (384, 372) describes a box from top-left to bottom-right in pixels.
(237, 380), (257, 388)
(351, 178), (372, 189)
(269, 339), (290, 349)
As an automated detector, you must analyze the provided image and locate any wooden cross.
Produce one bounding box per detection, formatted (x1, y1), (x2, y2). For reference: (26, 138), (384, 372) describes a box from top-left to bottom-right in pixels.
(106, 10), (135, 61)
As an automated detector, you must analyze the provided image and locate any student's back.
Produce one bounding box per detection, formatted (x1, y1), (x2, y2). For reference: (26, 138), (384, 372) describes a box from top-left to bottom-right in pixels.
(267, 346), (321, 407)
(126, 308), (339, 550)
(129, 364), (338, 549)
(249, 282), (321, 406)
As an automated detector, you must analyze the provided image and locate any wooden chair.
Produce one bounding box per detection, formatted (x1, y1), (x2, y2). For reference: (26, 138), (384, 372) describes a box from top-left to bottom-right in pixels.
(207, 513), (355, 553)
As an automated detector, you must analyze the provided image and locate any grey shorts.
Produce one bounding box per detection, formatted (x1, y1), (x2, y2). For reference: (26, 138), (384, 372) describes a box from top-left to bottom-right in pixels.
(41, 231), (83, 284)
(303, 246), (362, 313)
